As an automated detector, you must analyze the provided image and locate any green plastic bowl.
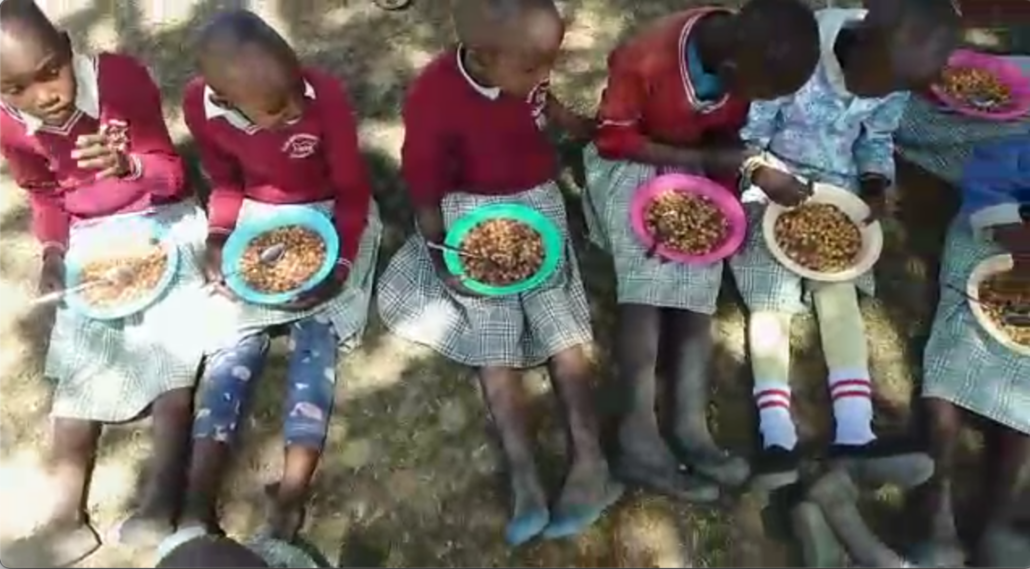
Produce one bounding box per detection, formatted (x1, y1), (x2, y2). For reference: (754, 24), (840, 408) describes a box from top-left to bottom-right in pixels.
(443, 203), (563, 296)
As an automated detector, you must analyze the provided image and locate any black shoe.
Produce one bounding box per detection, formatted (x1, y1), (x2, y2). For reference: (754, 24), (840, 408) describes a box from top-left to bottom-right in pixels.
(828, 438), (934, 489)
(751, 446), (800, 491)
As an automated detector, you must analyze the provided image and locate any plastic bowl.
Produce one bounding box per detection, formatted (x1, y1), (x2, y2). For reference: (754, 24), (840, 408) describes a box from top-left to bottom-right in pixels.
(629, 173), (746, 264)
(966, 254), (1030, 357)
(222, 205), (340, 305)
(762, 182), (884, 283)
(443, 203), (563, 296)
(929, 49), (1030, 121)
(64, 218), (180, 321)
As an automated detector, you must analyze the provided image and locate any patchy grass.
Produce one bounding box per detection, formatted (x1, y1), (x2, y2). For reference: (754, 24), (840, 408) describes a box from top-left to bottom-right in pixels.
(0, 0), (981, 567)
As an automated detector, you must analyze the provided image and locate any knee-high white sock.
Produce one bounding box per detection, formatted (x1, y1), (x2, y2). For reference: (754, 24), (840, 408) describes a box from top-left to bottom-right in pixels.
(814, 283), (875, 446)
(750, 311), (798, 450)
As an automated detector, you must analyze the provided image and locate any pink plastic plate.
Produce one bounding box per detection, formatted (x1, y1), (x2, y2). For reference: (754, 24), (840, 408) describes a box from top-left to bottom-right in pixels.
(929, 49), (1030, 121)
(629, 173), (746, 265)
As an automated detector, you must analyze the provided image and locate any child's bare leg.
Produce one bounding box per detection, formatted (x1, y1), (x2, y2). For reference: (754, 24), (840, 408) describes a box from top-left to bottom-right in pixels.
(814, 282), (932, 489)
(614, 303), (718, 500)
(477, 365), (548, 545)
(117, 387), (194, 546)
(264, 317), (339, 541)
(181, 333), (271, 533)
(912, 397), (965, 566)
(977, 425), (1030, 567)
(668, 309), (749, 487)
(31, 418), (103, 565)
(542, 346), (625, 539)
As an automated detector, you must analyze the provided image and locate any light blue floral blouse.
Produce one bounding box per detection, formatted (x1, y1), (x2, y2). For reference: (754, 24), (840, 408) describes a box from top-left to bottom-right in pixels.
(740, 8), (910, 193)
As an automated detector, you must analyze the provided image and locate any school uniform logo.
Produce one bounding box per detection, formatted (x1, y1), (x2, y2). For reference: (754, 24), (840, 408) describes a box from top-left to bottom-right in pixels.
(282, 133), (320, 159)
(528, 81), (549, 130)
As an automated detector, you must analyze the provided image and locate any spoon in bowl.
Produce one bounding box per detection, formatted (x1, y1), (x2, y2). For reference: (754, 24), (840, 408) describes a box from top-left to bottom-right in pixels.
(426, 241), (490, 261)
(209, 243), (287, 292)
(33, 264), (136, 306)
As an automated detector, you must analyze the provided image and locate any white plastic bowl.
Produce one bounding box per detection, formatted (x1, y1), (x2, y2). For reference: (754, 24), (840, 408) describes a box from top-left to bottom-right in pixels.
(762, 182), (884, 283)
(966, 254), (1030, 357)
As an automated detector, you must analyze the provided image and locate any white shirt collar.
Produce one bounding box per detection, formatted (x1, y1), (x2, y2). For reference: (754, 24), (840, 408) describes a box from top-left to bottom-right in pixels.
(15, 53), (100, 135)
(816, 8), (867, 96)
(456, 46), (500, 100)
(203, 79), (317, 132)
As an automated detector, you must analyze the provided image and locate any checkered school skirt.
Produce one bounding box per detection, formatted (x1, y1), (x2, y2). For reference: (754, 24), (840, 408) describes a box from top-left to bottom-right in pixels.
(727, 170), (876, 314)
(46, 201), (209, 422)
(581, 144), (725, 314)
(376, 182), (594, 368)
(922, 222), (1030, 435)
(203, 199), (382, 354)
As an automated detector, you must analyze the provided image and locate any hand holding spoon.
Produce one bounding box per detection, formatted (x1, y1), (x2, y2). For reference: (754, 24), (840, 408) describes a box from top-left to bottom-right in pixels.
(33, 264), (135, 306)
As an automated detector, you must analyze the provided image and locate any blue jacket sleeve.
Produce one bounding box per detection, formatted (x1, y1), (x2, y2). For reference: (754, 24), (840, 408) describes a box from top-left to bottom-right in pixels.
(853, 92), (908, 182)
(960, 136), (1030, 237)
(740, 96), (790, 151)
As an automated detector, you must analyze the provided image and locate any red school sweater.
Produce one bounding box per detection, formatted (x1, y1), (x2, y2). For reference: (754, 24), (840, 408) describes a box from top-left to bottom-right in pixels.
(594, 8), (750, 160)
(401, 47), (559, 208)
(0, 52), (188, 254)
(182, 69), (371, 267)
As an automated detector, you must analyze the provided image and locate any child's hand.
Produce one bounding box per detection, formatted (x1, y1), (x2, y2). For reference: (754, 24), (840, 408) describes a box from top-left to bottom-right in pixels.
(203, 236), (235, 298)
(859, 174), (892, 224)
(38, 251), (65, 295)
(752, 166), (812, 207)
(702, 149), (749, 179)
(282, 265), (348, 311)
(429, 252), (482, 297)
(71, 131), (131, 180)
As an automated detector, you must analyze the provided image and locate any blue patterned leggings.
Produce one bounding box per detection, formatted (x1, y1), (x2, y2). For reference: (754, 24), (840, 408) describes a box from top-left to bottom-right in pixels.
(193, 317), (339, 449)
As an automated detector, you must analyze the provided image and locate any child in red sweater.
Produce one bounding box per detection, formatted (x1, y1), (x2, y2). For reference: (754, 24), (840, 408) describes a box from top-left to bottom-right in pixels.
(0, 0), (208, 563)
(179, 10), (381, 540)
(582, 0), (820, 498)
(377, 0), (619, 547)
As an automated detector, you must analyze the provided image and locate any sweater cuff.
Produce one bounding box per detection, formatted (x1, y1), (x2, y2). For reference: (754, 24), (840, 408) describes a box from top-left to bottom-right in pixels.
(970, 203), (1021, 240)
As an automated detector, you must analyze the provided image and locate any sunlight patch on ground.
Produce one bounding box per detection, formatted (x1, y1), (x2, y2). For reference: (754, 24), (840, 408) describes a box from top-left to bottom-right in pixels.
(0, 451), (53, 540)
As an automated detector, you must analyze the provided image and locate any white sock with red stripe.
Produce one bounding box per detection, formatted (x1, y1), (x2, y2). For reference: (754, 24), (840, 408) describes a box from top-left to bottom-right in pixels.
(829, 369), (875, 446)
(753, 380), (797, 450)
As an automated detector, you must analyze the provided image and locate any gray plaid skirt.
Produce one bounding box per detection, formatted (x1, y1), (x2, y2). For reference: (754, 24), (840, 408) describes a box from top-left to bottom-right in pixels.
(728, 173), (876, 314)
(203, 199), (382, 354)
(376, 182), (593, 368)
(46, 201), (209, 422)
(922, 222), (1030, 435)
(581, 143), (724, 314)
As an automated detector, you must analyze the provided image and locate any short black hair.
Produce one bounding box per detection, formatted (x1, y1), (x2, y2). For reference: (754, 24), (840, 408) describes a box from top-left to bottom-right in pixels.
(156, 536), (269, 568)
(193, 9), (297, 71)
(453, 0), (559, 49)
(734, 0), (821, 93)
(865, 0), (960, 79)
(0, 0), (65, 52)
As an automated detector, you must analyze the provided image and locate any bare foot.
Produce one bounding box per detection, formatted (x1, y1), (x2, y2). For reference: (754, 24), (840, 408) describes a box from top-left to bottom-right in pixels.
(259, 486), (307, 542)
(3, 516), (100, 567)
(543, 458), (624, 539)
(115, 509), (175, 548)
(672, 435), (751, 488)
(616, 422), (719, 502)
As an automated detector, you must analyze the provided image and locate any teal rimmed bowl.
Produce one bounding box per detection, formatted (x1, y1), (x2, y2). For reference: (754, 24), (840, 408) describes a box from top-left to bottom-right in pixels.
(443, 203), (563, 296)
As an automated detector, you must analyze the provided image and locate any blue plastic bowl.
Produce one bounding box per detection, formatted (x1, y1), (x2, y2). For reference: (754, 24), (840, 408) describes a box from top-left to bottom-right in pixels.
(222, 205), (340, 305)
(64, 217), (180, 321)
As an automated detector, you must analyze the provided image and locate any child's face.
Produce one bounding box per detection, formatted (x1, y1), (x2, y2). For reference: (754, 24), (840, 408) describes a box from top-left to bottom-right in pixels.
(204, 50), (305, 130)
(0, 31), (76, 124)
(845, 28), (952, 98)
(480, 9), (564, 99)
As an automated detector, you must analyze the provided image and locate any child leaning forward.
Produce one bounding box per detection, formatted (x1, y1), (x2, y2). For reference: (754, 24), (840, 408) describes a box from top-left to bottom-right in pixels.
(0, 0), (209, 563)
(178, 10), (382, 541)
(582, 0), (820, 498)
(728, 2), (958, 490)
(376, 0), (621, 547)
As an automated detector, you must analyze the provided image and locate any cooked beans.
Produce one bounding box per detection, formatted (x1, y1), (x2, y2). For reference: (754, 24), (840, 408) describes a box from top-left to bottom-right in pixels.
(240, 226), (326, 294)
(460, 219), (545, 286)
(979, 273), (1030, 348)
(645, 192), (728, 256)
(940, 66), (1011, 109)
(79, 244), (168, 307)
(774, 203), (862, 273)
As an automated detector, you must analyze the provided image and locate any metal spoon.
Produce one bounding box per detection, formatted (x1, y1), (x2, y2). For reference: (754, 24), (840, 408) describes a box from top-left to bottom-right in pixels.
(211, 243), (287, 290)
(33, 264), (136, 306)
(940, 281), (1030, 327)
(426, 241), (489, 261)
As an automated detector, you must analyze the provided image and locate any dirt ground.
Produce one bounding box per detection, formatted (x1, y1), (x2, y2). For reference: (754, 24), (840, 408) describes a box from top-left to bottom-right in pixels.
(0, 0), (989, 567)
